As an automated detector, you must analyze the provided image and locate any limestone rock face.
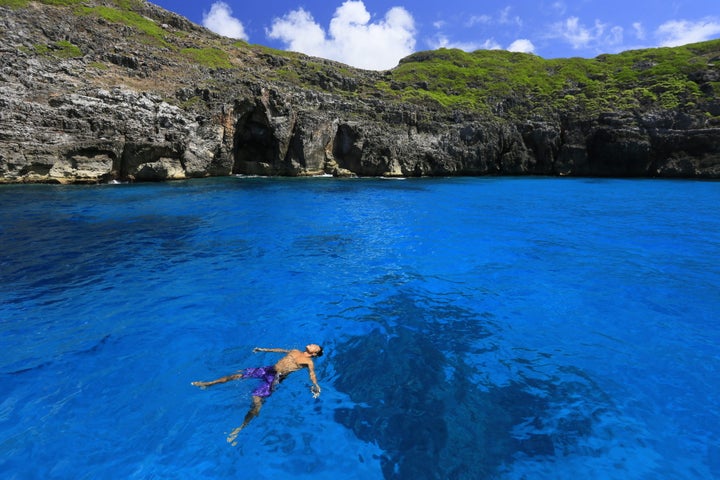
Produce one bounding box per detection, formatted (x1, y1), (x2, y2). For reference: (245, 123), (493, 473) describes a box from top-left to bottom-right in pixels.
(0, 1), (718, 183)
(0, 79), (229, 183)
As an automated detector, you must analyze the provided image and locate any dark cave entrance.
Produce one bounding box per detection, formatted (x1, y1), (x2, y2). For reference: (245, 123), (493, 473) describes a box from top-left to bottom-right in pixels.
(232, 108), (278, 175)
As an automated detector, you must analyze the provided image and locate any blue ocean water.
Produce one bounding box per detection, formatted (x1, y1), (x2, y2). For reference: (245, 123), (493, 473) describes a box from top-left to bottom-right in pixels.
(0, 177), (718, 479)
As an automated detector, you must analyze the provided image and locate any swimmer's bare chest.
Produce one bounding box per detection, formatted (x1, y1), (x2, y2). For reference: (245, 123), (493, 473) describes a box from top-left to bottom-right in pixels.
(274, 350), (308, 375)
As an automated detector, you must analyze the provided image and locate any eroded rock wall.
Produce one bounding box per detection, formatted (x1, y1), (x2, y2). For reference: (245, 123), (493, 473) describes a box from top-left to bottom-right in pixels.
(1, 1), (718, 183)
(3, 78), (719, 183)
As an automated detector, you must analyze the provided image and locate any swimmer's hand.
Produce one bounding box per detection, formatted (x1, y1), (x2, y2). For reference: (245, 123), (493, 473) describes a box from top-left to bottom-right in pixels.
(252, 347), (260, 353)
(311, 385), (321, 399)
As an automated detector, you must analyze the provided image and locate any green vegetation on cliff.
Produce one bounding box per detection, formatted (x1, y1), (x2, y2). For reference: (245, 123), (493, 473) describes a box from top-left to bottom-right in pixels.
(180, 47), (233, 69)
(3, 0), (718, 123)
(76, 4), (169, 46)
(32, 40), (83, 58)
(0, 0), (84, 7)
(0, 0), (169, 45)
(385, 41), (719, 117)
(0, 0), (29, 7)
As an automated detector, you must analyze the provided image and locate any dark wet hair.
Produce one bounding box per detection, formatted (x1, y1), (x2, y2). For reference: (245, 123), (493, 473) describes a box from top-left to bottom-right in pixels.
(306, 344), (324, 356)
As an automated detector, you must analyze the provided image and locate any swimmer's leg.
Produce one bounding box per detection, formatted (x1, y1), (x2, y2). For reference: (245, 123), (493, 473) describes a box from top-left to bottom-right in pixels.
(227, 396), (264, 445)
(191, 372), (243, 388)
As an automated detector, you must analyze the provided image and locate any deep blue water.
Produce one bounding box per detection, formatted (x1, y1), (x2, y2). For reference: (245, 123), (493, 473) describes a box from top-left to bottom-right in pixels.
(1, 177), (719, 479)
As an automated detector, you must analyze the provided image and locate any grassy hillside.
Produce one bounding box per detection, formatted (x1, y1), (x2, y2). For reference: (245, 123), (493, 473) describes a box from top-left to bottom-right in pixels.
(3, 0), (718, 122)
(383, 42), (720, 118)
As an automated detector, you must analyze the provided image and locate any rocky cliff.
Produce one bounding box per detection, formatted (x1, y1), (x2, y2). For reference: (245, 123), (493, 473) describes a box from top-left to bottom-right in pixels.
(1, 0), (719, 183)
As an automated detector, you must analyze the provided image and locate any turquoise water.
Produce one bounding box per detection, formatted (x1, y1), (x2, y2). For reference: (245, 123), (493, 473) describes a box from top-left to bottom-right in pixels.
(1, 177), (718, 479)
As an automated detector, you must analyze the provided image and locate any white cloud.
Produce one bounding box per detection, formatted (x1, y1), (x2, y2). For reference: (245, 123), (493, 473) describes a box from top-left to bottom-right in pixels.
(507, 39), (536, 53)
(428, 34), (487, 52)
(608, 26), (624, 45)
(202, 1), (248, 40)
(466, 15), (492, 27)
(552, 2), (567, 16)
(429, 36), (535, 54)
(552, 16), (604, 49)
(655, 18), (720, 47)
(499, 6), (522, 26)
(267, 0), (416, 70)
(265, 8), (326, 54)
(550, 16), (624, 51)
(464, 8), (520, 28)
(633, 22), (646, 40)
(436, 7), (529, 53)
(482, 39), (503, 50)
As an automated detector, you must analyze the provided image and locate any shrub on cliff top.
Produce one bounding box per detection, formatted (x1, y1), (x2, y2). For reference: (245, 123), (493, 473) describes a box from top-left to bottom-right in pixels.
(388, 40), (719, 115)
(181, 47), (233, 69)
(33, 40), (83, 59)
(0, 0), (29, 7)
(39, 0), (84, 5)
(76, 4), (168, 46)
(1, 0), (132, 10)
(0, 0), (84, 6)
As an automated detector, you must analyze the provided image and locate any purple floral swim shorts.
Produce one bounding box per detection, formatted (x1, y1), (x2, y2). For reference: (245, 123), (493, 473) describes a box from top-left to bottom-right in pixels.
(242, 366), (278, 397)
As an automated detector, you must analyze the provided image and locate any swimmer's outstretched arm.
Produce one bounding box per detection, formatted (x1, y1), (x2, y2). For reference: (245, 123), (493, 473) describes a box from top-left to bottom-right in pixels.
(253, 347), (290, 353)
(307, 362), (321, 398)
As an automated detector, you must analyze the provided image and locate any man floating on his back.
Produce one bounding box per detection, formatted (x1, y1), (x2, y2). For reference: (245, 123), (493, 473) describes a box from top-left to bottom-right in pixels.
(192, 344), (324, 444)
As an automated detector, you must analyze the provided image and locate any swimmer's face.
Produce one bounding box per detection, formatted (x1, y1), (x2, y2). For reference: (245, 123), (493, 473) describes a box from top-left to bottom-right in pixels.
(306, 344), (323, 357)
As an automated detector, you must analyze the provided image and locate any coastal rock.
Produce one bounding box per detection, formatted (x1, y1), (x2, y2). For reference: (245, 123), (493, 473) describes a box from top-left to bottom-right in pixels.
(0, 1), (719, 183)
(651, 127), (720, 177)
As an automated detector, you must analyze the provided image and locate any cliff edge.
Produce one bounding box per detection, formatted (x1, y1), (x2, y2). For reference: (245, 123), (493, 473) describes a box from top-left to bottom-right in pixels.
(1, 0), (719, 183)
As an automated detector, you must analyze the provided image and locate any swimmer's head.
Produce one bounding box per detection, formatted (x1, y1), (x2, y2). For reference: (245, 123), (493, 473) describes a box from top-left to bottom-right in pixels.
(306, 344), (323, 357)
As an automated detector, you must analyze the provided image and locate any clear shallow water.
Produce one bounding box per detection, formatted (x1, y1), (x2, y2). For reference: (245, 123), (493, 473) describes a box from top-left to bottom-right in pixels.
(0, 177), (718, 479)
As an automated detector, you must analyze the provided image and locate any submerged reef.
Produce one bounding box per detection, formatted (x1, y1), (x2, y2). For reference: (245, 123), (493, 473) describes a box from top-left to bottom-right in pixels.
(331, 291), (631, 479)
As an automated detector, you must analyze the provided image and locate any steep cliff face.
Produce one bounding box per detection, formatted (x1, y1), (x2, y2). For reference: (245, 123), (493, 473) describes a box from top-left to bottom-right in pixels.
(1, 0), (719, 183)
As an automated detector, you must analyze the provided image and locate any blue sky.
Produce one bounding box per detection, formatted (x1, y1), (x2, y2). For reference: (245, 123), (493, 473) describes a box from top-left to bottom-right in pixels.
(152, 0), (720, 70)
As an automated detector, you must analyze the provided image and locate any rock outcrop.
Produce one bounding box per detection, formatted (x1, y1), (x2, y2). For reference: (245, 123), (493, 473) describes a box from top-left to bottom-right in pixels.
(1, 0), (719, 183)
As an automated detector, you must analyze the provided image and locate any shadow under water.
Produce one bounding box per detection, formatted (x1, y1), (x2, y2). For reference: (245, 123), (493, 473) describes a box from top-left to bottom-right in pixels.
(332, 291), (614, 479)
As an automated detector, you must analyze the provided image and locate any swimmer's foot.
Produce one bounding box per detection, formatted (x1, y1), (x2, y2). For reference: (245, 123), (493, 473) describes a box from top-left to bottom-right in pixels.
(227, 426), (244, 446)
(191, 381), (209, 388)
